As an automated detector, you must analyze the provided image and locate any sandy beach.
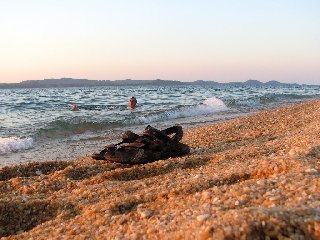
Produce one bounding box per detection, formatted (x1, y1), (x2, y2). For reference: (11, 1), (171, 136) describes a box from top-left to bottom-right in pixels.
(0, 100), (319, 239)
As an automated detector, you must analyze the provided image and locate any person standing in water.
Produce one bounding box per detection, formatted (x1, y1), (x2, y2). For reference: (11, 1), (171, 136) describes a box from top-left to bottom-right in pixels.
(128, 97), (137, 110)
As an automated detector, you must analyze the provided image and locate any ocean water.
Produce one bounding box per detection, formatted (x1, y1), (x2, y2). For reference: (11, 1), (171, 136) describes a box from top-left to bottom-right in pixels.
(0, 84), (319, 166)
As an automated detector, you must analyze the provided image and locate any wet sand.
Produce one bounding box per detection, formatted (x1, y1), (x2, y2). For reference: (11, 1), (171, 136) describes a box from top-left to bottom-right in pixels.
(1, 100), (319, 239)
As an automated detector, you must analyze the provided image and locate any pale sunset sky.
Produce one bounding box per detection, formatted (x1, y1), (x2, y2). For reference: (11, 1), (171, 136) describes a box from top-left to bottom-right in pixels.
(0, 0), (319, 84)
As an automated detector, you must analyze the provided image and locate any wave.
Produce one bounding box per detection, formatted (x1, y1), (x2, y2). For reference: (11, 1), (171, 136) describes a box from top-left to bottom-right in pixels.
(0, 137), (33, 154)
(35, 119), (122, 138)
(33, 97), (228, 138)
(225, 93), (320, 107)
(133, 97), (228, 124)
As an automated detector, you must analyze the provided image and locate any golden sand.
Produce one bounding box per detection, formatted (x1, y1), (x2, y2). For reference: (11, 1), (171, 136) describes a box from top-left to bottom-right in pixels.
(1, 100), (320, 239)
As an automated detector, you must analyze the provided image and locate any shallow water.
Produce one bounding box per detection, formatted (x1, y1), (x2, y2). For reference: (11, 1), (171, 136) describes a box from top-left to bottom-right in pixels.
(0, 84), (319, 166)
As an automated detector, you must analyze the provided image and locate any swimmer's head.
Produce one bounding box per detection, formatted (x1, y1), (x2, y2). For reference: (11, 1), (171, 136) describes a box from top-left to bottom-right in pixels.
(71, 104), (79, 111)
(128, 97), (137, 109)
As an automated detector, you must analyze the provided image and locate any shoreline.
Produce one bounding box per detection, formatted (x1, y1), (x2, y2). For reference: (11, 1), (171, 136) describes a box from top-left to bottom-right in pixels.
(1, 100), (320, 239)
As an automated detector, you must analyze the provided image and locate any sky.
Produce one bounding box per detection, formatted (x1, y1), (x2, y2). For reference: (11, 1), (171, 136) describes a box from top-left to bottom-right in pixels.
(0, 0), (319, 84)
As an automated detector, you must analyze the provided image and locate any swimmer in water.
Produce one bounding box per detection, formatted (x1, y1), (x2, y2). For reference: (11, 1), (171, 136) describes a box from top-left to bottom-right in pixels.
(128, 97), (137, 110)
(71, 104), (79, 111)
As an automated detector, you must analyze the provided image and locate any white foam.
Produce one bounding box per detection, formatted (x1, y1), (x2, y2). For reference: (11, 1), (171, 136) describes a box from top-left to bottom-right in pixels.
(203, 97), (227, 108)
(0, 137), (33, 154)
(135, 97), (228, 124)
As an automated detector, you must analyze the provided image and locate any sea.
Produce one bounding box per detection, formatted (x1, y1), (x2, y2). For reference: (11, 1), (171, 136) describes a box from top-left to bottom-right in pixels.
(0, 84), (319, 166)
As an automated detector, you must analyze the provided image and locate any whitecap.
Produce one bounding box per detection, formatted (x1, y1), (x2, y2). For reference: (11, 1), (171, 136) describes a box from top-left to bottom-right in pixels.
(0, 137), (33, 154)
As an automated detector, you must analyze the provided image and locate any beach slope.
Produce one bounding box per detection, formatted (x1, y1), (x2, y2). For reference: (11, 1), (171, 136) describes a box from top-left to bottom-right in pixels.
(1, 100), (320, 239)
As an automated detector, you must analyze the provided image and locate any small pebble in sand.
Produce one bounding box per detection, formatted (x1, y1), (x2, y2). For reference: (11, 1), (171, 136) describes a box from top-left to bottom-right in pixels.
(196, 214), (210, 222)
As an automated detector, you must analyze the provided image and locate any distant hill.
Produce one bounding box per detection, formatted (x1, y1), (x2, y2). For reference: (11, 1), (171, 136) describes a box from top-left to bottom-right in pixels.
(0, 78), (314, 89)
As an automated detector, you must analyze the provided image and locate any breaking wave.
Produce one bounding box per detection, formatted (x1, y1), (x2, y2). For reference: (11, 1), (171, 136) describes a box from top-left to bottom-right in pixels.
(134, 97), (228, 124)
(0, 137), (33, 154)
(225, 93), (320, 107)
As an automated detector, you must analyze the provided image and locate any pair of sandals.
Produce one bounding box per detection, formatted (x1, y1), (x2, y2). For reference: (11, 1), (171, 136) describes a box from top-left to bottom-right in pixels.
(92, 125), (190, 164)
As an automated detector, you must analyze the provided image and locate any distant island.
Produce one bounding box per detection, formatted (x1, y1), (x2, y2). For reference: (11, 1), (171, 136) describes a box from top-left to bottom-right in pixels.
(0, 78), (315, 89)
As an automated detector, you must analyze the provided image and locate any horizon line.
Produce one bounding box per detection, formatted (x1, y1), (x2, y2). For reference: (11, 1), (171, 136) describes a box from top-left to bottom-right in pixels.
(0, 78), (317, 86)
